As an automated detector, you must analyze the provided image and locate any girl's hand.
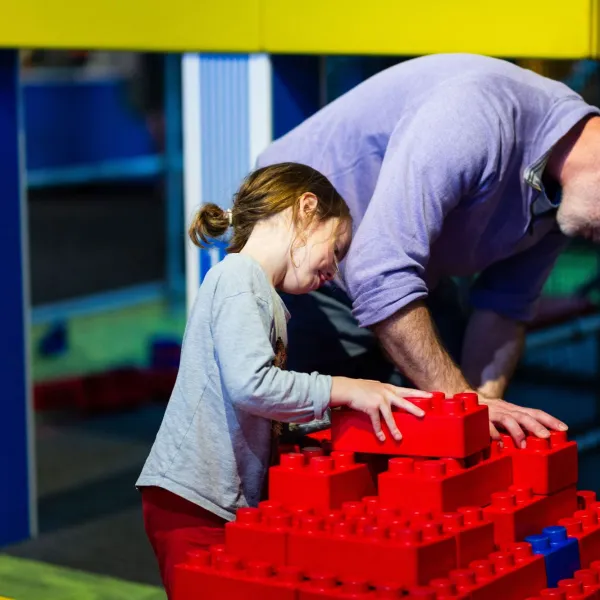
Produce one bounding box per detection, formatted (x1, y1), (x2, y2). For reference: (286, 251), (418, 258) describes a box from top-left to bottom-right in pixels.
(331, 377), (431, 442)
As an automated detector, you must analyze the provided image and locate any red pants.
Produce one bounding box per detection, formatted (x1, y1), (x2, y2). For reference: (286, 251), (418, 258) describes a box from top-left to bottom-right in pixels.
(141, 486), (226, 598)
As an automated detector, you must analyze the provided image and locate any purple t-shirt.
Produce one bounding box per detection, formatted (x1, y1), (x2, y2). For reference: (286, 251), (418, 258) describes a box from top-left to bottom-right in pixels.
(258, 54), (599, 326)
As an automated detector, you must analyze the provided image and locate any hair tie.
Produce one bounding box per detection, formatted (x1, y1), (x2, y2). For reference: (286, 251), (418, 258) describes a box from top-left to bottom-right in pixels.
(225, 209), (233, 227)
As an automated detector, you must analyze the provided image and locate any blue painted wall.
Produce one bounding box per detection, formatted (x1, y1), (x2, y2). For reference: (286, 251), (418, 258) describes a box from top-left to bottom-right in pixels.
(271, 55), (321, 139)
(23, 76), (155, 170)
(0, 50), (33, 545)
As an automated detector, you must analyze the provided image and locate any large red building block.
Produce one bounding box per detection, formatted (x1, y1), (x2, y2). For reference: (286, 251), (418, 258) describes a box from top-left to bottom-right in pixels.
(331, 392), (490, 458)
(559, 510), (600, 569)
(531, 575), (600, 599)
(573, 569), (600, 597)
(557, 577), (600, 598)
(442, 543), (547, 600)
(531, 589), (597, 599)
(297, 575), (403, 599)
(269, 451), (375, 512)
(146, 366), (178, 402)
(579, 492), (597, 511)
(378, 442), (512, 513)
(499, 431), (578, 495)
(286, 514), (457, 587)
(441, 507), (496, 568)
(34, 376), (85, 411)
(172, 549), (302, 600)
(225, 507), (290, 566)
(405, 582), (470, 598)
(83, 368), (149, 412)
(484, 486), (578, 547)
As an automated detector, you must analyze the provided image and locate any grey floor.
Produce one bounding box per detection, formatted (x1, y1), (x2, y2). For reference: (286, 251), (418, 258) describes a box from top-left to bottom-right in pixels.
(5, 406), (165, 586)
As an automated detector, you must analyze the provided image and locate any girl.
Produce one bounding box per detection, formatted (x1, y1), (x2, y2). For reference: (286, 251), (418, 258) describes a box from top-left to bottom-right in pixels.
(137, 162), (429, 596)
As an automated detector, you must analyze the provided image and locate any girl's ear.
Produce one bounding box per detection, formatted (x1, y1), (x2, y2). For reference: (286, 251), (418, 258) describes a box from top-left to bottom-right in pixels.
(298, 192), (318, 218)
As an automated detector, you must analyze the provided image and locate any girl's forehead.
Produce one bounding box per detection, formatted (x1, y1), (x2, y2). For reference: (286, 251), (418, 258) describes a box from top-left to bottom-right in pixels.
(336, 218), (352, 243)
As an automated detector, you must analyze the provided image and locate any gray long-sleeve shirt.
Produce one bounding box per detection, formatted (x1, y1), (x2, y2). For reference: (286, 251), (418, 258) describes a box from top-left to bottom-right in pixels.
(137, 254), (332, 520)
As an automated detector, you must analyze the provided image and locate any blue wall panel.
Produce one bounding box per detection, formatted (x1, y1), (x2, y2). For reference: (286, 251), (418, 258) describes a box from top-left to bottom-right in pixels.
(24, 77), (154, 170)
(0, 50), (32, 546)
(271, 55), (320, 139)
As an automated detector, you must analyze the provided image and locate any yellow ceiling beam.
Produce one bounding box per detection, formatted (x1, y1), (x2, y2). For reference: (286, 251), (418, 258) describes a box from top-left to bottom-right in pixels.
(1, 0), (261, 53)
(1, 0), (598, 59)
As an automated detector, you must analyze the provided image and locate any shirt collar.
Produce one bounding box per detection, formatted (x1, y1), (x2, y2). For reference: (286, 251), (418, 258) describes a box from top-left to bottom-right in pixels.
(524, 149), (562, 217)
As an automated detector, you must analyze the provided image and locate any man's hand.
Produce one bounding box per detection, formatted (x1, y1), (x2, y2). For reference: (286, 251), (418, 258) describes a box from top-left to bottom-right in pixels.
(373, 300), (570, 448)
(478, 395), (568, 448)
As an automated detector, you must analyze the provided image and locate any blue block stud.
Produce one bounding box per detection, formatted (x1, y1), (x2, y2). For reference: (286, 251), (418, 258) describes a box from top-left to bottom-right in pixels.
(525, 526), (581, 588)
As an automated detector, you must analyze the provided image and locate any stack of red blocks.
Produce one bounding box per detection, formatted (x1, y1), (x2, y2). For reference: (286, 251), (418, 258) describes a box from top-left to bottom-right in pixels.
(174, 391), (595, 599)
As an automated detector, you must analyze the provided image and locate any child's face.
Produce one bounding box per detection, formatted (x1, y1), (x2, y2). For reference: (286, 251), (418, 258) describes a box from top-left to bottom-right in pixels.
(283, 216), (351, 295)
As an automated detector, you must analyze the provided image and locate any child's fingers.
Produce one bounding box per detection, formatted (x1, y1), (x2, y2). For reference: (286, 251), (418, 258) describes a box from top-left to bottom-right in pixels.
(380, 396), (402, 441)
(390, 396), (426, 418)
(368, 409), (386, 442)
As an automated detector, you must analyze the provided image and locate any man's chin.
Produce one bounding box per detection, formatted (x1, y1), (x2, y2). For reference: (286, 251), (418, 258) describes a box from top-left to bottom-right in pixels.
(556, 219), (581, 239)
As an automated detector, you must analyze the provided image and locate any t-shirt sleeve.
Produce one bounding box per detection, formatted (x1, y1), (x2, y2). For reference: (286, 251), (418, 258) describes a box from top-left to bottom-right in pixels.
(345, 86), (502, 328)
(212, 275), (331, 423)
(470, 228), (569, 322)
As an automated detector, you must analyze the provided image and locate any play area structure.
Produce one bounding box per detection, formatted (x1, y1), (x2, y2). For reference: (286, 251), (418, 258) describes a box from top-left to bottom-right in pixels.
(5, 0), (600, 564)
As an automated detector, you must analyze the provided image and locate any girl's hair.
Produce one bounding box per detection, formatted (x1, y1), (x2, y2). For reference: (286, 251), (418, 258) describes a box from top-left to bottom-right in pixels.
(188, 162), (350, 253)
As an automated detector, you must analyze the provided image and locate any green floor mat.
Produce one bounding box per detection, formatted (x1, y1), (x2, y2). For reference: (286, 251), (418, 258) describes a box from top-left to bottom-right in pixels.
(544, 248), (599, 297)
(31, 300), (186, 382)
(0, 555), (165, 600)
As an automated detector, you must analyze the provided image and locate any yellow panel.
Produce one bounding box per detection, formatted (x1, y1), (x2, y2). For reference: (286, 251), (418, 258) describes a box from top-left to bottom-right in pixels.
(1, 0), (596, 59)
(0, 0), (260, 52)
(592, 0), (600, 56)
(263, 0), (592, 58)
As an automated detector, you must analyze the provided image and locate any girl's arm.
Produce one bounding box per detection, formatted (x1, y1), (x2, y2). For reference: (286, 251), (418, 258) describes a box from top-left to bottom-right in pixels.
(213, 291), (429, 440)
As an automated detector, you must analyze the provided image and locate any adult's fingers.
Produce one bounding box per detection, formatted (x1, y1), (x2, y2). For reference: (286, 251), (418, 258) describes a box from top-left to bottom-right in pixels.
(519, 407), (568, 433)
(511, 410), (551, 439)
(489, 421), (501, 440)
(492, 412), (527, 448)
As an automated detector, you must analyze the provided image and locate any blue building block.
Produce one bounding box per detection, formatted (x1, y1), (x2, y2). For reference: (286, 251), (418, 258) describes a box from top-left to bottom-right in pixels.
(150, 337), (181, 369)
(525, 525), (581, 588)
(38, 321), (68, 356)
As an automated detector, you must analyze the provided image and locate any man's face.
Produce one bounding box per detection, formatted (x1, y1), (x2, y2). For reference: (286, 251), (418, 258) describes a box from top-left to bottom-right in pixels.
(556, 179), (600, 243)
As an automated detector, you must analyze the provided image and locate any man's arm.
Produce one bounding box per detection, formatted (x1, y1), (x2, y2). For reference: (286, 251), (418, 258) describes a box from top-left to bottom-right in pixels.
(374, 301), (567, 444)
(374, 301), (469, 394)
(461, 309), (525, 398)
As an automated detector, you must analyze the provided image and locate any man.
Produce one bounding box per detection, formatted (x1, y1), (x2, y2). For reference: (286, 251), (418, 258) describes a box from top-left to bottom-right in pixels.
(257, 54), (600, 445)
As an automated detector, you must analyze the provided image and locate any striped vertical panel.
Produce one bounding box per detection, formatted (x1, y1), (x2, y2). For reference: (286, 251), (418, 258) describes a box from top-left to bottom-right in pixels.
(198, 54), (250, 280)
